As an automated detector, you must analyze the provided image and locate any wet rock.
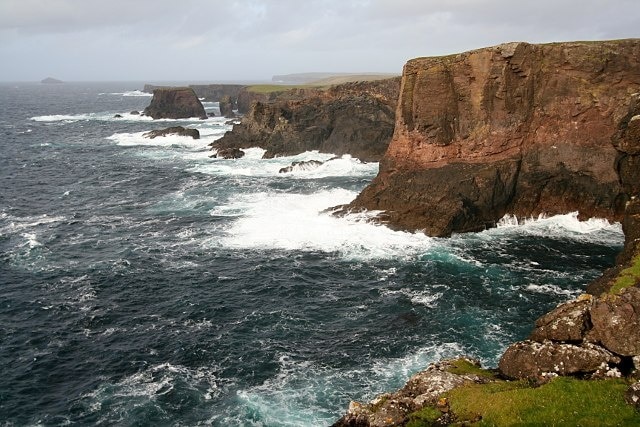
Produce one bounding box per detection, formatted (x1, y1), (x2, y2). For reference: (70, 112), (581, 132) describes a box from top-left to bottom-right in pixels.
(143, 126), (200, 140)
(130, 110), (140, 115)
(498, 340), (620, 380)
(278, 160), (324, 173)
(113, 114), (123, 118)
(212, 148), (245, 159)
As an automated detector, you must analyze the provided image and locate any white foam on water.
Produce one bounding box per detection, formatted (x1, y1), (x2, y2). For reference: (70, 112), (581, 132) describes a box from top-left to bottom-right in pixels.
(234, 342), (465, 426)
(217, 189), (434, 260)
(492, 212), (622, 244)
(523, 283), (580, 297)
(381, 288), (444, 308)
(31, 112), (223, 124)
(193, 150), (377, 179)
(81, 363), (222, 422)
(106, 131), (210, 150)
(0, 213), (66, 236)
(98, 90), (152, 97)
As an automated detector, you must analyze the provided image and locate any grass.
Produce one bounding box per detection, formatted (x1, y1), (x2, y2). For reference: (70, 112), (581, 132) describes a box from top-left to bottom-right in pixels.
(445, 358), (499, 380)
(407, 377), (638, 426)
(609, 253), (640, 294)
(245, 84), (320, 94)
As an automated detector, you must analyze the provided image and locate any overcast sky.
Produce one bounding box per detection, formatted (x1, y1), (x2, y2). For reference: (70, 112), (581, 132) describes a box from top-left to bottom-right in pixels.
(1, 0), (639, 82)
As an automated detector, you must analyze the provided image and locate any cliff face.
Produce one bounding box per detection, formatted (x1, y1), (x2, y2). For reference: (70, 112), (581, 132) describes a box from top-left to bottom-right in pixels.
(348, 40), (640, 236)
(143, 87), (207, 120)
(213, 78), (401, 161)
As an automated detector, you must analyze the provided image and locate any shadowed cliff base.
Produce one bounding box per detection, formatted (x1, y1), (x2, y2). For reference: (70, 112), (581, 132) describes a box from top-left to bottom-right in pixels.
(343, 39), (640, 237)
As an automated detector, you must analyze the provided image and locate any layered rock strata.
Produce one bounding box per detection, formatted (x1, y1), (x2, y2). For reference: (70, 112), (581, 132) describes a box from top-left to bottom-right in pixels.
(143, 87), (207, 120)
(212, 78), (401, 161)
(346, 39), (640, 236)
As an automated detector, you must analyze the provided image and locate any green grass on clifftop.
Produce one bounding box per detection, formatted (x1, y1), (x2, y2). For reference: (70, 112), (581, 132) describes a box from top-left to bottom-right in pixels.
(245, 84), (318, 94)
(610, 253), (640, 294)
(407, 377), (638, 426)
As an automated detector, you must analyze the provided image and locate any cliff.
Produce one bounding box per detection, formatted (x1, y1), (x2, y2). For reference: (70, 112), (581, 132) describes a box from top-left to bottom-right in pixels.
(143, 84), (244, 103)
(143, 87), (207, 120)
(346, 39), (640, 236)
(212, 78), (401, 161)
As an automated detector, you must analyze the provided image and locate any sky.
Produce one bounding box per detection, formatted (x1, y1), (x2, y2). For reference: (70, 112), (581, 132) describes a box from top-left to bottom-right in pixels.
(0, 0), (639, 82)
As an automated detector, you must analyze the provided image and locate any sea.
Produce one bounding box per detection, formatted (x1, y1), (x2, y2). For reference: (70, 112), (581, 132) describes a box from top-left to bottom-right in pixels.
(0, 82), (625, 426)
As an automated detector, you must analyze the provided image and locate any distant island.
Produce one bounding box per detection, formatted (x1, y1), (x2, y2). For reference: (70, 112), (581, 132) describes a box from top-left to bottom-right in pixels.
(41, 77), (64, 84)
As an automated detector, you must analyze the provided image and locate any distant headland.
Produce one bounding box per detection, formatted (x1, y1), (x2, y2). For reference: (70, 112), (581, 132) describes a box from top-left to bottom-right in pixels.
(40, 77), (64, 84)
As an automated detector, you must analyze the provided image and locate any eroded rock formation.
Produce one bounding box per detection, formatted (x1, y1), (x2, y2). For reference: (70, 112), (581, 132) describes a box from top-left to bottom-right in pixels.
(212, 78), (401, 161)
(143, 87), (207, 120)
(345, 39), (640, 236)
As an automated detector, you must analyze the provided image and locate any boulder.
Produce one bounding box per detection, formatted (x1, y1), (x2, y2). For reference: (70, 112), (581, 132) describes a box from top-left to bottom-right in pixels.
(586, 287), (640, 356)
(625, 381), (640, 408)
(498, 340), (620, 380)
(143, 87), (207, 120)
(143, 126), (200, 140)
(212, 148), (245, 159)
(113, 114), (123, 118)
(130, 110), (140, 115)
(529, 294), (593, 342)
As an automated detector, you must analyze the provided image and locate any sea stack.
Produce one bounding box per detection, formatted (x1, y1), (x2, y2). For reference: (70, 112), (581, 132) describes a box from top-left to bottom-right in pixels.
(143, 87), (207, 120)
(344, 39), (640, 236)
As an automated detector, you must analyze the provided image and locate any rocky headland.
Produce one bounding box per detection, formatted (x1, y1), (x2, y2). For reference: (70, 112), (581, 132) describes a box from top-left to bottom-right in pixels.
(343, 39), (640, 237)
(333, 39), (640, 426)
(143, 87), (207, 120)
(211, 78), (401, 161)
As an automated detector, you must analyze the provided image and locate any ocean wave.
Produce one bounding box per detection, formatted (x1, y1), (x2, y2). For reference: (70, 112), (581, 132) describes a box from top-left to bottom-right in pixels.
(523, 283), (581, 297)
(106, 131), (211, 150)
(98, 90), (152, 97)
(30, 112), (223, 123)
(492, 212), (622, 244)
(192, 150), (378, 179)
(217, 189), (434, 260)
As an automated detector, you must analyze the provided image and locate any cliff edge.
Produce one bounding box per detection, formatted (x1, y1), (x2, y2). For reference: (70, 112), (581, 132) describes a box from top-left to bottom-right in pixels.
(143, 87), (207, 120)
(345, 39), (640, 236)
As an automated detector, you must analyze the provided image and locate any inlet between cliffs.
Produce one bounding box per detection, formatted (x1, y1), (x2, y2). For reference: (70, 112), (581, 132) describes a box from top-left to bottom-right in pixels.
(0, 81), (624, 425)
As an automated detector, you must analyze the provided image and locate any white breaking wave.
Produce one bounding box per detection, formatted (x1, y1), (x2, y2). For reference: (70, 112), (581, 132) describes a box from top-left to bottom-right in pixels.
(480, 212), (622, 244)
(31, 112), (222, 123)
(106, 131), (211, 150)
(98, 90), (152, 97)
(217, 188), (434, 260)
(192, 150), (378, 179)
(524, 283), (580, 297)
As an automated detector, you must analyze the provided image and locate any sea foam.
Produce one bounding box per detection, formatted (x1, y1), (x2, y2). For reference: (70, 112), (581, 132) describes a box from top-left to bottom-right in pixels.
(217, 188), (434, 260)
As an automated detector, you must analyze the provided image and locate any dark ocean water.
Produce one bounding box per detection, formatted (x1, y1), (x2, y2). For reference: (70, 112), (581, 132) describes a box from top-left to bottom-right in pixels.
(0, 82), (624, 426)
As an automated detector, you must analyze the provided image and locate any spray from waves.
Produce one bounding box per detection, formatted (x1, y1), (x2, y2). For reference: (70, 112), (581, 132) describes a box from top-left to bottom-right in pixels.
(106, 131), (213, 150)
(492, 212), (622, 244)
(193, 150), (379, 179)
(231, 343), (464, 426)
(216, 188), (434, 260)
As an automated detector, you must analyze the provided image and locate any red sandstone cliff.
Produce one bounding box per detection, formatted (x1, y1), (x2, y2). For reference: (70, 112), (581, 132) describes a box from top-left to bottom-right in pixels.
(347, 39), (640, 236)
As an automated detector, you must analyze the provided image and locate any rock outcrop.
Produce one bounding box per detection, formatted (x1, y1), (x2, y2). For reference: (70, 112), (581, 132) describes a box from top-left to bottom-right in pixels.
(143, 126), (200, 140)
(211, 148), (245, 159)
(278, 159), (324, 173)
(345, 39), (640, 236)
(212, 78), (401, 162)
(332, 358), (493, 427)
(143, 87), (207, 120)
(219, 95), (236, 118)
